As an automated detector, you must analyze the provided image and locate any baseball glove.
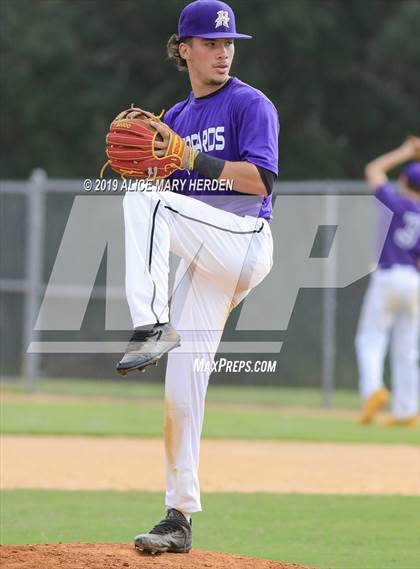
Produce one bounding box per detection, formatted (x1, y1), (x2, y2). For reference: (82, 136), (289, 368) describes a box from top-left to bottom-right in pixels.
(101, 107), (195, 179)
(406, 135), (420, 160)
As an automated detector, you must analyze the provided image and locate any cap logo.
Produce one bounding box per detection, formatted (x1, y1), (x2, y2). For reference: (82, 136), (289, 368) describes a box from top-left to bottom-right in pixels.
(214, 10), (230, 29)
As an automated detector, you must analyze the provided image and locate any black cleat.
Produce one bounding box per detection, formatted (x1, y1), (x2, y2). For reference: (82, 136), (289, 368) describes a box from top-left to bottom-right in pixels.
(134, 508), (192, 554)
(116, 323), (180, 376)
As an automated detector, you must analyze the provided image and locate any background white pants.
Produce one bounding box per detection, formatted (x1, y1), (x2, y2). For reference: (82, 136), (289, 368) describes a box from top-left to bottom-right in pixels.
(355, 265), (420, 419)
(123, 189), (273, 514)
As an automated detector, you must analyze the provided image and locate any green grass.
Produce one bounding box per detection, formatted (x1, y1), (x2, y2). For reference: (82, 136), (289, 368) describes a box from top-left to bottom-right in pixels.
(1, 399), (419, 444)
(1, 378), (361, 408)
(1, 490), (419, 569)
(2, 380), (418, 444)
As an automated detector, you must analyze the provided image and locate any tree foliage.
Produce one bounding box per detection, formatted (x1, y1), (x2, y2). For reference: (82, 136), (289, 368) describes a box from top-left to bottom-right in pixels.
(1, 0), (419, 179)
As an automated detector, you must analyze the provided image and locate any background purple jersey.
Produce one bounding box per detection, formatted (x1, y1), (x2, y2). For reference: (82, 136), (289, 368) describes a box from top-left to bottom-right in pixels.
(163, 77), (279, 221)
(375, 182), (420, 269)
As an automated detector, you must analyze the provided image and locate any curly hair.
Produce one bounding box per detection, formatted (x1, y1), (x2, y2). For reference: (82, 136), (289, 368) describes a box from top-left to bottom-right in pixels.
(167, 34), (192, 71)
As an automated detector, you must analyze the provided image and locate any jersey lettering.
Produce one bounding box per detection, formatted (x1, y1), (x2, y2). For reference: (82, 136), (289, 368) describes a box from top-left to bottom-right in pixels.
(189, 133), (203, 152)
(202, 130), (208, 152)
(207, 128), (215, 151)
(185, 127), (225, 153)
(393, 211), (420, 250)
(215, 127), (225, 150)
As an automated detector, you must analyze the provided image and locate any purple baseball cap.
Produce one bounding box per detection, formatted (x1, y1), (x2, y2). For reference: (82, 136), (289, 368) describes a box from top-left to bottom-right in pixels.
(402, 161), (420, 189)
(178, 0), (252, 40)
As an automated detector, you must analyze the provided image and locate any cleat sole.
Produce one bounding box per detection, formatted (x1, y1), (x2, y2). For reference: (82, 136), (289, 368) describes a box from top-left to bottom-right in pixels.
(117, 340), (181, 376)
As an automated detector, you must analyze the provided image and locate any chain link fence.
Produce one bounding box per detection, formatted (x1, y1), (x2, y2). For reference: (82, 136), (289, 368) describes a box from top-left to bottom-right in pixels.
(0, 172), (379, 404)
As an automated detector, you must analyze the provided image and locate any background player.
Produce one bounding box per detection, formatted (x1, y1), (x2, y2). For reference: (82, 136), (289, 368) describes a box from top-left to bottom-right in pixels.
(114, 0), (279, 554)
(355, 137), (420, 427)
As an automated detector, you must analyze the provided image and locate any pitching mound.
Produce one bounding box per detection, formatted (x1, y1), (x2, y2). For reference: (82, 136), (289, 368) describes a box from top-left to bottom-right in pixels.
(0, 543), (317, 569)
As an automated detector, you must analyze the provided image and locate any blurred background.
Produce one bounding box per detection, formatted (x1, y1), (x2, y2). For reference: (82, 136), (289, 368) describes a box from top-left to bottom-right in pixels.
(2, 0), (420, 179)
(1, 0), (420, 395)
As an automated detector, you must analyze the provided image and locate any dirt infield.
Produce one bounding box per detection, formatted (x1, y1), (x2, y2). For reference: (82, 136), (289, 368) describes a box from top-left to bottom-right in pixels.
(0, 543), (317, 569)
(2, 436), (416, 568)
(2, 435), (419, 495)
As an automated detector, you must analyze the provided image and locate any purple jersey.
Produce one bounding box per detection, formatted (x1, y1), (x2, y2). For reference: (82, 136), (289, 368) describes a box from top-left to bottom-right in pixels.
(375, 182), (420, 269)
(163, 77), (279, 221)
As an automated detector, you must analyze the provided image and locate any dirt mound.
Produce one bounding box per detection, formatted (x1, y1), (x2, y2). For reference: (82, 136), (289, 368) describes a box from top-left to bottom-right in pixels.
(0, 543), (317, 569)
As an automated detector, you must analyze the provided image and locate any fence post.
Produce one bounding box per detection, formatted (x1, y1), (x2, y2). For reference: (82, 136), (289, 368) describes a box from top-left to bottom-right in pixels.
(22, 168), (47, 392)
(321, 189), (338, 407)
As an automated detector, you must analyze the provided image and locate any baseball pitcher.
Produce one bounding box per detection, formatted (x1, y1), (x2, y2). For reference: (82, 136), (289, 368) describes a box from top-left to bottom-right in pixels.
(104, 0), (279, 554)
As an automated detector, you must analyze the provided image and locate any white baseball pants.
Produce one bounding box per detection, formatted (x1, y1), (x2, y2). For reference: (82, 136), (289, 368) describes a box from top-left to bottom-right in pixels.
(355, 265), (420, 419)
(123, 188), (273, 514)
